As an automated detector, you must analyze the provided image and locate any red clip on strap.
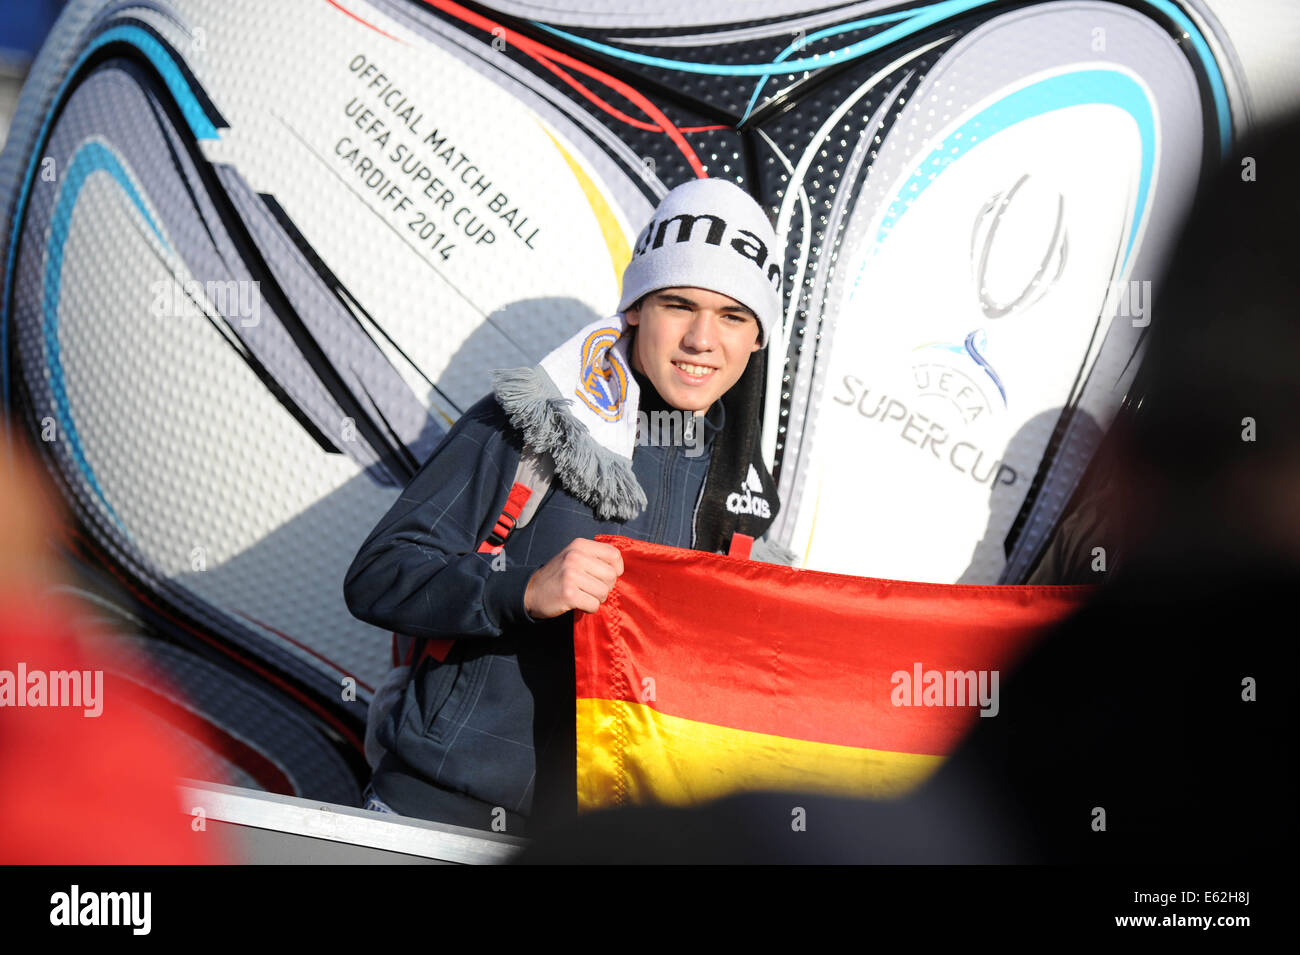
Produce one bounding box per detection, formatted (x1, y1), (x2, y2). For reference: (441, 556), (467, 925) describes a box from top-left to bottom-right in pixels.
(728, 532), (754, 560)
(480, 481), (534, 550)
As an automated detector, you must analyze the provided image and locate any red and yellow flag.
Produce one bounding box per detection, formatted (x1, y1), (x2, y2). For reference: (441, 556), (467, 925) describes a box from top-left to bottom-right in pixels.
(574, 536), (1092, 811)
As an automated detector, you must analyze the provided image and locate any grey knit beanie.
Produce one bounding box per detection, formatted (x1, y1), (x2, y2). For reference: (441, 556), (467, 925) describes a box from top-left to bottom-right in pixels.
(617, 178), (783, 348)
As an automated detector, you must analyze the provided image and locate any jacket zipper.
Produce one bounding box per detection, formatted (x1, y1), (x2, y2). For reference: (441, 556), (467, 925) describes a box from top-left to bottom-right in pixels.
(651, 442), (676, 543)
(689, 421), (714, 550)
(689, 461), (708, 550)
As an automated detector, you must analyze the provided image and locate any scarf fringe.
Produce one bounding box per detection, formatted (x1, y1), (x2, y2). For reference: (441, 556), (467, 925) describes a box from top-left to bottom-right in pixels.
(492, 366), (648, 522)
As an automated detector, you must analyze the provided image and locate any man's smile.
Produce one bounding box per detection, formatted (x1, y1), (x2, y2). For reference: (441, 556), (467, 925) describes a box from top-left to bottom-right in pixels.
(671, 360), (719, 384)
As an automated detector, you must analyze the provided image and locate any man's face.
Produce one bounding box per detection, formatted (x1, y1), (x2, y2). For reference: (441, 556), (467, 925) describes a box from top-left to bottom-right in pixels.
(625, 287), (763, 412)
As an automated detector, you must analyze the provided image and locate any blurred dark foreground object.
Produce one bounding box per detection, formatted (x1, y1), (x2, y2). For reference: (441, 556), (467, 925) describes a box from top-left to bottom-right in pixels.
(519, 119), (1300, 864)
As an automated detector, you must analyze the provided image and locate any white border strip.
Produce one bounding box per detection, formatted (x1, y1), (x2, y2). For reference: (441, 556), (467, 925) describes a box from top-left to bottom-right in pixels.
(178, 779), (527, 865)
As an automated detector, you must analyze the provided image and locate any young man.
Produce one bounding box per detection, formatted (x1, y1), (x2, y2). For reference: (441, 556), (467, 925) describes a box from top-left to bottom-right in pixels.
(343, 178), (792, 834)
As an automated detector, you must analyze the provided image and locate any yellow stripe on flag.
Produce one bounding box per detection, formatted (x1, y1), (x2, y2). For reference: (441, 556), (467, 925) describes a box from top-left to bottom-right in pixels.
(576, 698), (945, 811)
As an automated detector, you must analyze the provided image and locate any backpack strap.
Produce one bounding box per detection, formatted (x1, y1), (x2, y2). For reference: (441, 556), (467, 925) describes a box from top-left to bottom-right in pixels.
(389, 447), (555, 668)
(513, 443), (556, 529)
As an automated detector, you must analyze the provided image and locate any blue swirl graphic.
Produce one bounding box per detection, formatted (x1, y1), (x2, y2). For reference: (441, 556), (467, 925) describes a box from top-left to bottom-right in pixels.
(42, 139), (173, 534)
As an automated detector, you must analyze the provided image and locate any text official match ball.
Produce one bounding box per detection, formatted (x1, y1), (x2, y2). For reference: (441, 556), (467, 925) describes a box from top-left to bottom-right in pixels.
(1, 0), (1290, 789)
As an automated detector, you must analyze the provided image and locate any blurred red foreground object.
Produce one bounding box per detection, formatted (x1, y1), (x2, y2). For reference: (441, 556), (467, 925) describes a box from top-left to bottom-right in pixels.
(0, 592), (233, 864)
(1, 427), (232, 864)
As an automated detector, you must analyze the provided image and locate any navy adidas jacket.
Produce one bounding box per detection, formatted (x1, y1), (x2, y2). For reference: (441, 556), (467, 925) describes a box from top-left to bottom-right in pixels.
(342, 370), (726, 833)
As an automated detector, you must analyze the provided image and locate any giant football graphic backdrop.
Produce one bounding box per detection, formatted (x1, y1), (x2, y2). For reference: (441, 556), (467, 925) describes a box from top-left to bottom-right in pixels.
(2, 0), (1294, 800)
